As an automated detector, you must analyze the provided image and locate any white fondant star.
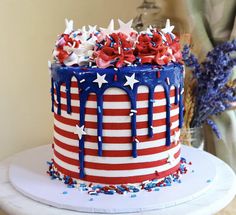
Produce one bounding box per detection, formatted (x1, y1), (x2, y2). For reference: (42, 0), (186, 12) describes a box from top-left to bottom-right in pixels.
(118, 19), (134, 35)
(167, 152), (175, 165)
(100, 19), (114, 35)
(124, 73), (139, 89)
(93, 73), (108, 88)
(172, 130), (181, 145)
(74, 125), (86, 140)
(64, 19), (73, 34)
(161, 19), (174, 34)
(88, 25), (97, 33)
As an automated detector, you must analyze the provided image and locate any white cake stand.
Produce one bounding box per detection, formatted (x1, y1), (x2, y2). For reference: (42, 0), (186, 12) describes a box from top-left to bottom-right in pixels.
(0, 144), (235, 215)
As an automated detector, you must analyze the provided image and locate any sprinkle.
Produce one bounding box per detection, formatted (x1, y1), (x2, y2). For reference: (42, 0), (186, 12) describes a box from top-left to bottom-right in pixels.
(135, 138), (139, 143)
(114, 73), (118, 81)
(150, 99), (155, 103)
(89, 61), (92, 67)
(89, 198), (94, 201)
(129, 112), (134, 116)
(62, 191), (68, 195)
(124, 60), (131, 65)
(85, 86), (90, 91)
(181, 88), (184, 94)
(130, 109), (137, 113)
(156, 71), (161, 78)
(98, 136), (102, 142)
(114, 68), (118, 71)
(88, 191), (98, 195)
(80, 79), (85, 83)
(91, 66), (97, 68)
(131, 194), (136, 198)
(166, 77), (170, 85)
(98, 106), (101, 113)
(206, 179), (211, 183)
(118, 46), (121, 54)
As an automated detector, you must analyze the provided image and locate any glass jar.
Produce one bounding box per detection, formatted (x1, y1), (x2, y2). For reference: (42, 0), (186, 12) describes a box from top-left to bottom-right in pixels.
(133, 0), (164, 31)
(180, 127), (204, 150)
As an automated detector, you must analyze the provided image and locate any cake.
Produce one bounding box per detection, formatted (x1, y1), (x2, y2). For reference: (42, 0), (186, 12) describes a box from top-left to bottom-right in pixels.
(48, 19), (185, 194)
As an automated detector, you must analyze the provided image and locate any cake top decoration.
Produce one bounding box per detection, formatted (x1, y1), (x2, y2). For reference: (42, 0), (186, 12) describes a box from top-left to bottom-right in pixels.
(52, 19), (182, 68)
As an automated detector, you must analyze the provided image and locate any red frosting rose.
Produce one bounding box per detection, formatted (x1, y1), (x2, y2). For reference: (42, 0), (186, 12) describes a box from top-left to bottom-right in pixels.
(56, 34), (80, 64)
(135, 31), (182, 65)
(94, 33), (136, 68)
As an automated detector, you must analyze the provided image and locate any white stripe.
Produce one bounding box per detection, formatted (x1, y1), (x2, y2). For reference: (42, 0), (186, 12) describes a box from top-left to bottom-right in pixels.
(54, 143), (180, 164)
(59, 96), (176, 108)
(54, 131), (179, 150)
(54, 118), (179, 137)
(60, 85), (151, 95)
(53, 152), (180, 177)
(60, 84), (175, 96)
(54, 107), (179, 122)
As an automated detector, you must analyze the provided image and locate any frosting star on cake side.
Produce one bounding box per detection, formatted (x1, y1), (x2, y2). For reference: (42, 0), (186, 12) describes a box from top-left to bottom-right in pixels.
(48, 19), (187, 195)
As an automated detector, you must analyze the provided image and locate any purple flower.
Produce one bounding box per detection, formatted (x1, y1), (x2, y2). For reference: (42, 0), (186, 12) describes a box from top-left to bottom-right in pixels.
(182, 40), (236, 139)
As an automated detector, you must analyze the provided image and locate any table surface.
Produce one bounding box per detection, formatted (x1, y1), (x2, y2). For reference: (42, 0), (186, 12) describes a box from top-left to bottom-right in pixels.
(0, 145), (236, 215)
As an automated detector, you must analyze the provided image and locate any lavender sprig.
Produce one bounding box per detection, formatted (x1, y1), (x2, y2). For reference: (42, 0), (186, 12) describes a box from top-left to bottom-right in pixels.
(182, 39), (236, 138)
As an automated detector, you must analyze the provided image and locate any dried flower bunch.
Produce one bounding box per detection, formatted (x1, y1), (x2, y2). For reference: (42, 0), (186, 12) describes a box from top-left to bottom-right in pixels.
(182, 39), (236, 138)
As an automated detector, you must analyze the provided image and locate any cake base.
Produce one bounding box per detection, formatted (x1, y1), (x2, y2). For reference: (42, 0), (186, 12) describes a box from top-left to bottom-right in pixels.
(9, 145), (216, 213)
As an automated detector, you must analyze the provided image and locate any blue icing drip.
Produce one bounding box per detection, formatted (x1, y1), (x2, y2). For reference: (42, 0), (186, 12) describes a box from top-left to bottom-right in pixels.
(148, 87), (154, 138)
(78, 92), (88, 179)
(66, 80), (72, 114)
(51, 63), (184, 178)
(174, 86), (179, 105)
(179, 84), (184, 128)
(163, 84), (171, 146)
(50, 78), (54, 113)
(97, 94), (103, 156)
(130, 89), (138, 158)
(55, 83), (61, 115)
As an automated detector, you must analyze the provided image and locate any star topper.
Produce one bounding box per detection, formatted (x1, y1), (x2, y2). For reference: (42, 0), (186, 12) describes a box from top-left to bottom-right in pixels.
(93, 73), (108, 88)
(100, 19), (114, 35)
(74, 125), (86, 140)
(118, 19), (135, 35)
(64, 19), (73, 34)
(124, 73), (139, 89)
(88, 25), (97, 34)
(161, 19), (175, 38)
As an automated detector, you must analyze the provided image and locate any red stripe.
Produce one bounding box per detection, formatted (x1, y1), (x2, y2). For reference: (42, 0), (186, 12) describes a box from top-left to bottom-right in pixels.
(61, 81), (78, 88)
(54, 89), (176, 102)
(53, 137), (179, 157)
(53, 148), (180, 170)
(54, 125), (179, 143)
(54, 113), (179, 130)
(53, 161), (181, 184)
(54, 103), (178, 116)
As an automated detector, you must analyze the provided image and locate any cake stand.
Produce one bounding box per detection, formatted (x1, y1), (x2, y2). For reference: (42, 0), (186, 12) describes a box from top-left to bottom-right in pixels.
(0, 144), (235, 215)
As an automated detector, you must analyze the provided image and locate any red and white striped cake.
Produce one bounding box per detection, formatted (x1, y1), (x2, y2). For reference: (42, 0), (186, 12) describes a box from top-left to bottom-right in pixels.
(49, 18), (185, 188)
(52, 77), (181, 185)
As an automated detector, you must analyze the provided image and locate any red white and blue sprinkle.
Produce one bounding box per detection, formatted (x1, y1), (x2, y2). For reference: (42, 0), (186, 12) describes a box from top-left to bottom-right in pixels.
(47, 157), (192, 196)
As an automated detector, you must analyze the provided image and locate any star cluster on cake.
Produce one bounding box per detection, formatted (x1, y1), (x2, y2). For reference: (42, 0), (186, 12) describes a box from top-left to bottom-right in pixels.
(52, 19), (182, 68)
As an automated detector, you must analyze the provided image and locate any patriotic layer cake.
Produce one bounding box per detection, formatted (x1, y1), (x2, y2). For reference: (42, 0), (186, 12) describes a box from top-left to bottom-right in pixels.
(48, 19), (185, 191)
